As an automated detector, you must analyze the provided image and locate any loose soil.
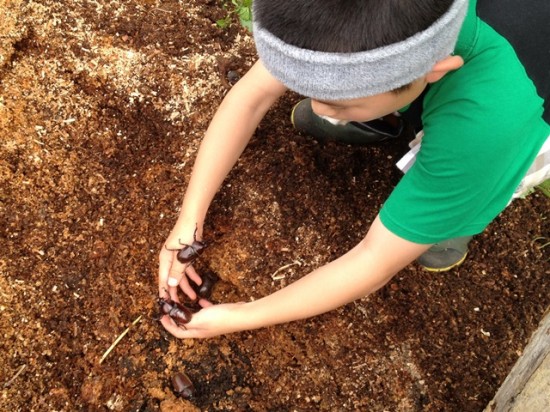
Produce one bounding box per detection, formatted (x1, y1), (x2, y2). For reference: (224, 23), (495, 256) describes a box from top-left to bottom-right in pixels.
(1, 1), (548, 411)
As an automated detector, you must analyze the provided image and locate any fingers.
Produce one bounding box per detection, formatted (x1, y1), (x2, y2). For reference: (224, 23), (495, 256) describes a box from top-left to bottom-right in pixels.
(164, 261), (198, 301)
(166, 259), (188, 288)
(160, 315), (204, 339)
(198, 298), (214, 308)
(158, 247), (175, 296)
(160, 303), (245, 339)
(159, 246), (198, 301)
(176, 269), (197, 301)
(160, 316), (190, 338)
(185, 265), (203, 286)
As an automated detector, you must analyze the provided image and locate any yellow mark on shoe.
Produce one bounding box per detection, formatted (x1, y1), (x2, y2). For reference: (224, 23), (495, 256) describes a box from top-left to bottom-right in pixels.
(421, 253), (468, 273)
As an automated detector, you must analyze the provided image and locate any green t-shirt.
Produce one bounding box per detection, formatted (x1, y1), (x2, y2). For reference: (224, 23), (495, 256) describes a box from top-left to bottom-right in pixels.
(380, 0), (550, 243)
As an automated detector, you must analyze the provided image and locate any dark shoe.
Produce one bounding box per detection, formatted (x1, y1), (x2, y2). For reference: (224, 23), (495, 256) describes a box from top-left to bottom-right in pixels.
(417, 236), (473, 272)
(291, 98), (404, 145)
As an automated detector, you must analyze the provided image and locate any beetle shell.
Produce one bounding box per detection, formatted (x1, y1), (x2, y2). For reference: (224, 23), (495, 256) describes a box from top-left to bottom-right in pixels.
(172, 371), (195, 398)
(158, 297), (193, 327)
(197, 270), (219, 299)
(176, 240), (207, 264)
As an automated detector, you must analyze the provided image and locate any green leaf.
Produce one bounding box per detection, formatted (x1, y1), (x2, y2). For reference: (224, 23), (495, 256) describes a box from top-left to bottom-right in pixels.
(216, 17), (230, 28)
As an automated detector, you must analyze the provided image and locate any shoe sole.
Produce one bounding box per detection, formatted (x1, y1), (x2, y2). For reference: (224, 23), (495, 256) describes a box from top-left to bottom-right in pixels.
(290, 101), (300, 128)
(420, 252), (468, 272)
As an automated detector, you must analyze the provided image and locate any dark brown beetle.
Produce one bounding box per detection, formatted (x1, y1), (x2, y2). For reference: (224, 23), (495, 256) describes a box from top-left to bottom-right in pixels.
(158, 293), (193, 328)
(173, 228), (207, 265)
(172, 371), (195, 399)
(176, 238), (206, 264)
(195, 269), (219, 299)
(165, 227), (207, 265)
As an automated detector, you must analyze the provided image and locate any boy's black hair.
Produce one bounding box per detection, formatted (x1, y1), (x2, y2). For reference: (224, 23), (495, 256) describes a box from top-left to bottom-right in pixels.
(254, 0), (455, 53)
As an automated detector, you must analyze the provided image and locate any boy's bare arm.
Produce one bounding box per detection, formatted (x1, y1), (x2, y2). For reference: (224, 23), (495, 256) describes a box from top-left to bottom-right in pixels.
(161, 216), (432, 338)
(176, 60), (287, 234)
(159, 60), (287, 299)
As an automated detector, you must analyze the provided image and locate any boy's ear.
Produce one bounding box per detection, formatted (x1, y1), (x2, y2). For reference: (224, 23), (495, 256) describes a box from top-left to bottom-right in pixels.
(425, 55), (464, 83)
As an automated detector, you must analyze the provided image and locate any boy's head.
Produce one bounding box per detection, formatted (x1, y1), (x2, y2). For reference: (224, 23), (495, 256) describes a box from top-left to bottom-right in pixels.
(253, 0), (468, 102)
(254, 0), (456, 53)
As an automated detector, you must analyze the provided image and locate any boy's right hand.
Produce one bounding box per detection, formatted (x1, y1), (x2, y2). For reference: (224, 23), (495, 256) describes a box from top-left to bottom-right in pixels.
(159, 223), (205, 302)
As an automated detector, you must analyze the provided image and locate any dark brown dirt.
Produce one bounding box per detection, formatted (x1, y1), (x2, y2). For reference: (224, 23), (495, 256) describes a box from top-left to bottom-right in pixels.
(1, 1), (549, 411)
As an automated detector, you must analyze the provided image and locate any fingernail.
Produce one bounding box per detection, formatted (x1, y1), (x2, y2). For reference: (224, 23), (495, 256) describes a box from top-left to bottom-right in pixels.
(168, 277), (179, 287)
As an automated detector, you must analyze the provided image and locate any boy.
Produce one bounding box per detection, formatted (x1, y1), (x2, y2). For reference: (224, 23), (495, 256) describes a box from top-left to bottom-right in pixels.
(159, 0), (549, 338)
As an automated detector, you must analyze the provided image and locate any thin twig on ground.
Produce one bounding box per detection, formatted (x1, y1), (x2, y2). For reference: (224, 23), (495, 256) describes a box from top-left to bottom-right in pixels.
(3, 364), (26, 388)
(270, 260), (303, 280)
(99, 315), (142, 364)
